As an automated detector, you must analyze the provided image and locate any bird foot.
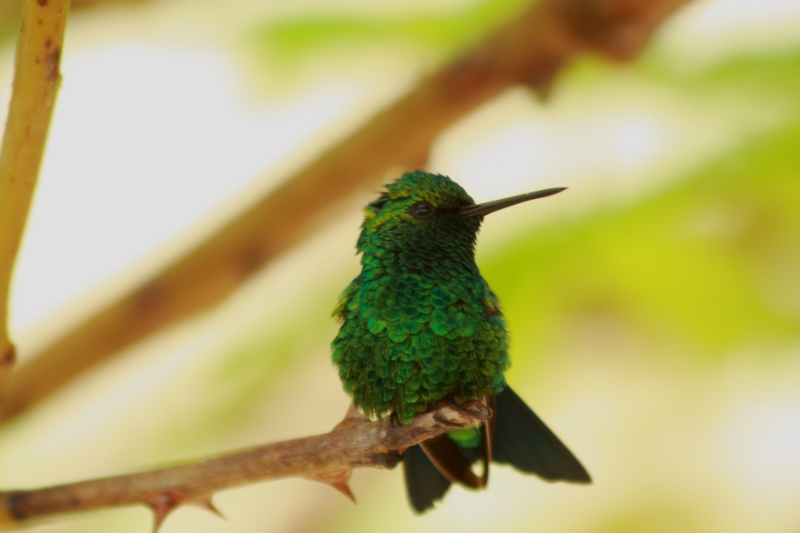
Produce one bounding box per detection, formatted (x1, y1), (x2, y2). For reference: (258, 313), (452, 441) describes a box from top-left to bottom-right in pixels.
(444, 396), (490, 419)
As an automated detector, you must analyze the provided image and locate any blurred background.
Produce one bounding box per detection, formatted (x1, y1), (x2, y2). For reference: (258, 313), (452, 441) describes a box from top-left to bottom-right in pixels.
(1, 0), (799, 532)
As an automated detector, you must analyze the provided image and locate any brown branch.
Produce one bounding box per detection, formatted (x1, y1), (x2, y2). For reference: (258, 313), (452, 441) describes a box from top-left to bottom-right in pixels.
(0, 0), (70, 402)
(0, 0), (692, 421)
(0, 402), (490, 531)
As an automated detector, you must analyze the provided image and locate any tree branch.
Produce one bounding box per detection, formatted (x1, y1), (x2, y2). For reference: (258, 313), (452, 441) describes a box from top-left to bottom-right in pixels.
(0, 0), (692, 421)
(0, 402), (489, 531)
(0, 0), (70, 402)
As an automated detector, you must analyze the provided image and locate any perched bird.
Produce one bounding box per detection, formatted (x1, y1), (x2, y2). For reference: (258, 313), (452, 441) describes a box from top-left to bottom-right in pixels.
(332, 171), (590, 512)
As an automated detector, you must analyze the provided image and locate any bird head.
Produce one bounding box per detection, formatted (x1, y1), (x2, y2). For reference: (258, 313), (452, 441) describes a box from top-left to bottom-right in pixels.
(357, 171), (565, 258)
(357, 171), (479, 256)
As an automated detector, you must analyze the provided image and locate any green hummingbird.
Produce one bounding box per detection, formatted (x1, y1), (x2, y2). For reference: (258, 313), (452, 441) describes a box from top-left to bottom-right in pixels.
(332, 170), (590, 512)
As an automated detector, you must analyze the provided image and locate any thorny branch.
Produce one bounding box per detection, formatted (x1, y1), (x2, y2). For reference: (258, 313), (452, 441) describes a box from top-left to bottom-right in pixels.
(0, 0), (691, 421)
(0, 402), (490, 531)
(0, 0), (70, 402)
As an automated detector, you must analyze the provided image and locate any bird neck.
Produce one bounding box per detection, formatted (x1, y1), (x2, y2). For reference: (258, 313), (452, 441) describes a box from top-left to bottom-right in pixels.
(359, 233), (479, 280)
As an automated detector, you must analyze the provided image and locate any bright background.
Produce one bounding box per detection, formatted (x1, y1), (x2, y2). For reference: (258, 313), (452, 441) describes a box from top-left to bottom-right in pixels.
(1, 0), (799, 532)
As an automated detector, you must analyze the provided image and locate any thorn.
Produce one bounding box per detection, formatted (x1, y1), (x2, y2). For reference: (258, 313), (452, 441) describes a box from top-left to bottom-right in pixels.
(309, 470), (356, 503)
(330, 479), (356, 503)
(148, 500), (176, 532)
(523, 58), (561, 102)
(143, 489), (189, 533)
(191, 496), (225, 520)
(333, 402), (369, 430)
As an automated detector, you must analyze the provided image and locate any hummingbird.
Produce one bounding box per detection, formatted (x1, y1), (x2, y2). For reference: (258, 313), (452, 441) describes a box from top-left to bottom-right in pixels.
(332, 170), (590, 512)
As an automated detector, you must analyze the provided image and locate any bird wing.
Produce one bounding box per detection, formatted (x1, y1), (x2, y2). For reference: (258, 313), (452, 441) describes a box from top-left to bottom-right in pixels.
(403, 444), (452, 513)
(492, 385), (591, 483)
(403, 387), (590, 512)
(420, 435), (483, 488)
(404, 394), (496, 512)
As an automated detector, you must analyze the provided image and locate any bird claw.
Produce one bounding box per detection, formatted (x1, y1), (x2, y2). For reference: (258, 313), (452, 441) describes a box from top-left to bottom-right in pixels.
(443, 396), (491, 420)
(432, 412), (464, 428)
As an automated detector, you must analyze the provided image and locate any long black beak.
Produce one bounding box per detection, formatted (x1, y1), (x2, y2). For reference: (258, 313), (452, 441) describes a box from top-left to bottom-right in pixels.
(459, 187), (566, 218)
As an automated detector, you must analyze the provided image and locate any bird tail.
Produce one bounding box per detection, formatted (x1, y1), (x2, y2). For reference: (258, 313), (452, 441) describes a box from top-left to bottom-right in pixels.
(403, 385), (590, 513)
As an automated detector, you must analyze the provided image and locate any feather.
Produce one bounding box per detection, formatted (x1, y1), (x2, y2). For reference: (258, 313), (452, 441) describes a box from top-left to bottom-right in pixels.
(420, 434), (484, 488)
(403, 444), (451, 513)
(404, 386), (590, 512)
(493, 386), (591, 483)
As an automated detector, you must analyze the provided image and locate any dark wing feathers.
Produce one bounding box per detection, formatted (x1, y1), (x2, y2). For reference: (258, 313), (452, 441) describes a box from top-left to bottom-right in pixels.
(492, 386), (591, 483)
(420, 435), (484, 488)
(403, 444), (452, 513)
(404, 385), (590, 512)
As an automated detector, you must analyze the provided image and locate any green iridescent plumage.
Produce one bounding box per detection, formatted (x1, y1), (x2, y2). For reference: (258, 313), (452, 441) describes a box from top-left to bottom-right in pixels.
(331, 171), (508, 424)
(332, 171), (590, 512)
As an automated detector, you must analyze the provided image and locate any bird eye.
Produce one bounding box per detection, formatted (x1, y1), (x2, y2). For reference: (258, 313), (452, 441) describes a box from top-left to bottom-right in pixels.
(410, 201), (434, 219)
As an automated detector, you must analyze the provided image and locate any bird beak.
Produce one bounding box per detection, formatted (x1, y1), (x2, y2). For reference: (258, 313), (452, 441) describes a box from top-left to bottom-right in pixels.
(459, 187), (567, 218)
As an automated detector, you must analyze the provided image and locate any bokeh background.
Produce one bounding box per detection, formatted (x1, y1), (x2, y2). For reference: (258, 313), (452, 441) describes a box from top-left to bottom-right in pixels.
(1, 0), (800, 532)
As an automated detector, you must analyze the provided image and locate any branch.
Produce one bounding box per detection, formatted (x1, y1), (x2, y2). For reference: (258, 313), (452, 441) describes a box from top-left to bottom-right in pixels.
(0, 0), (692, 421)
(0, 402), (489, 531)
(0, 0), (70, 402)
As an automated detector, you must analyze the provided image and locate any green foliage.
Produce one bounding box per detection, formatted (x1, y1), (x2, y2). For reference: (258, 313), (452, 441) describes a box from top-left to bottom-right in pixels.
(642, 46), (800, 91)
(252, 0), (530, 70)
(468, 48), (800, 377)
(483, 121), (800, 366)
